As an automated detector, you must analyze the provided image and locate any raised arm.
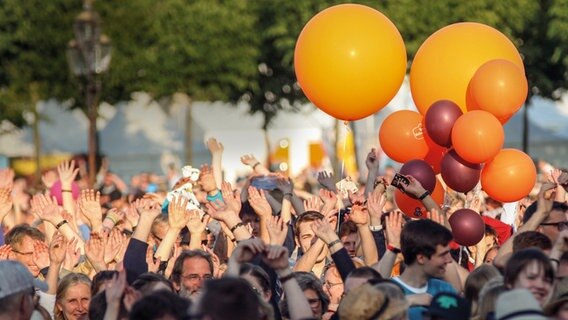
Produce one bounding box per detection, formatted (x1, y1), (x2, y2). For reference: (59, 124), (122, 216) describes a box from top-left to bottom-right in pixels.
(241, 154), (271, 175)
(349, 204), (378, 265)
(248, 186), (272, 244)
(155, 196), (191, 261)
(57, 160), (79, 219)
(364, 148), (380, 199)
(207, 138), (224, 190)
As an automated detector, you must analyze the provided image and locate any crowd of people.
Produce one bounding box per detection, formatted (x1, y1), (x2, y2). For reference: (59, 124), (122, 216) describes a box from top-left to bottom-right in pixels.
(1, 138), (568, 320)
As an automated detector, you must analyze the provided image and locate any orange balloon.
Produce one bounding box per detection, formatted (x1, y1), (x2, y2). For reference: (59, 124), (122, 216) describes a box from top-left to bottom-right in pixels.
(395, 178), (445, 218)
(295, 4), (407, 121)
(467, 59), (528, 118)
(451, 111), (504, 164)
(410, 22), (524, 115)
(379, 110), (428, 163)
(481, 149), (536, 202)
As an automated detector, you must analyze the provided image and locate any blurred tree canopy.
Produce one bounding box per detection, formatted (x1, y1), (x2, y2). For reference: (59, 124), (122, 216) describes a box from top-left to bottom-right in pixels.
(0, 0), (567, 128)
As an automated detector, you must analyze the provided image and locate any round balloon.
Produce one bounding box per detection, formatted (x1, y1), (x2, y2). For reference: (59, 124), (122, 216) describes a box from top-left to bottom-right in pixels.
(395, 178), (445, 218)
(295, 4), (407, 121)
(50, 180), (80, 205)
(467, 59), (528, 118)
(481, 149), (537, 202)
(410, 22), (523, 115)
(400, 159), (436, 197)
(441, 150), (482, 193)
(451, 110), (504, 164)
(449, 209), (486, 246)
(379, 110), (428, 163)
(424, 100), (463, 147)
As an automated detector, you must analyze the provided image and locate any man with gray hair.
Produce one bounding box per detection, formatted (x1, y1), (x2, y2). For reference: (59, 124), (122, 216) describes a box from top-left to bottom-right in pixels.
(0, 260), (48, 320)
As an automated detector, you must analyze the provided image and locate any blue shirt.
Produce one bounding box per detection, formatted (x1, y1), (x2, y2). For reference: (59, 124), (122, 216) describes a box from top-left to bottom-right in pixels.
(392, 277), (456, 320)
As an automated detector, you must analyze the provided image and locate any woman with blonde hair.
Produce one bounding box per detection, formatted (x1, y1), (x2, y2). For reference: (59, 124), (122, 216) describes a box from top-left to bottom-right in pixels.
(55, 273), (92, 320)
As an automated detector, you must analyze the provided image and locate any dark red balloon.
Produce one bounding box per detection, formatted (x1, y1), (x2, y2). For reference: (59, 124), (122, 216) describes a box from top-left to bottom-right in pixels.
(400, 159), (436, 198)
(422, 123), (447, 174)
(425, 100), (463, 147)
(441, 150), (481, 193)
(449, 209), (486, 246)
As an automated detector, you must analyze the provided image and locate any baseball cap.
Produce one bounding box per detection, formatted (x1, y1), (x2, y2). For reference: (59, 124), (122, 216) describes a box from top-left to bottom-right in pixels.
(0, 260), (48, 299)
(424, 292), (471, 319)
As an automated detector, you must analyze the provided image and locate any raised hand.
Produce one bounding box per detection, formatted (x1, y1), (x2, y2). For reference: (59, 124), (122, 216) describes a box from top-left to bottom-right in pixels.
(187, 210), (208, 235)
(367, 190), (386, 225)
(317, 171), (337, 192)
(0, 186), (13, 223)
(401, 175), (427, 198)
(221, 181), (242, 214)
(348, 204), (369, 226)
(348, 190), (366, 206)
(57, 160), (79, 187)
(230, 238), (265, 264)
(275, 177), (294, 195)
(31, 194), (62, 225)
(168, 196), (191, 230)
(248, 186), (272, 219)
(365, 148), (380, 170)
(267, 215), (288, 245)
(427, 208), (449, 230)
(262, 245), (289, 271)
(537, 182), (557, 214)
(311, 218), (338, 245)
(134, 198), (161, 220)
(0, 168), (14, 188)
(206, 138), (224, 155)
(64, 237), (81, 270)
(33, 240), (50, 270)
(85, 232), (106, 269)
(241, 154), (260, 167)
(146, 246), (160, 273)
(202, 245), (221, 277)
(49, 232), (68, 266)
(104, 228), (126, 264)
(304, 196), (323, 213)
(385, 211), (403, 249)
(78, 189), (103, 226)
(105, 270), (127, 305)
(121, 206), (138, 229)
(206, 200), (237, 223)
(549, 168), (563, 184)
(319, 189), (337, 217)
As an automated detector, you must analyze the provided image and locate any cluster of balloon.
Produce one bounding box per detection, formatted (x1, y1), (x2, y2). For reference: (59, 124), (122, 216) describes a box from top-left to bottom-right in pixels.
(294, 4), (407, 121)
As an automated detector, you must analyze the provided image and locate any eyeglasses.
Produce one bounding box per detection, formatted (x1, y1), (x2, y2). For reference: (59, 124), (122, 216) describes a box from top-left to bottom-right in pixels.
(324, 281), (343, 289)
(12, 249), (34, 256)
(541, 221), (568, 231)
(182, 274), (213, 282)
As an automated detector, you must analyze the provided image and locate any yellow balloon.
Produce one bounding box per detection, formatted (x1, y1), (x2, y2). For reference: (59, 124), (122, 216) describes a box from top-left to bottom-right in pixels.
(410, 22), (524, 114)
(295, 4), (406, 121)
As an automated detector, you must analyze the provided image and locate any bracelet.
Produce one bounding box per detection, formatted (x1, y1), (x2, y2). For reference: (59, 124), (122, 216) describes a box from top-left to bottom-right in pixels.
(387, 244), (402, 254)
(551, 258), (560, 265)
(369, 225), (383, 232)
(278, 272), (295, 284)
(55, 220), (69, 230)
(418, 191), (430, 200)
(61, 189), (72, 193)
(252, 162), (261, 169)
(327, 239), (342, 248)
(104, 215), (118, 225)
(230, 222), (245, 234)
(284, 192), (293, 198)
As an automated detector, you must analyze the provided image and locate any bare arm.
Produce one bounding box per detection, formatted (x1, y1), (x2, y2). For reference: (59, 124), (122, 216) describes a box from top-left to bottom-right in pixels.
(207, 138), (224, 190)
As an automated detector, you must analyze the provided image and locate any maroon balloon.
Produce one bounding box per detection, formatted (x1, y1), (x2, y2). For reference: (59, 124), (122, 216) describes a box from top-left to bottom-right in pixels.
(425, 100), (463, 147)
(441, 150), (481, 193)
(449, 208), (486, 246)
(400, 159), (436, 198)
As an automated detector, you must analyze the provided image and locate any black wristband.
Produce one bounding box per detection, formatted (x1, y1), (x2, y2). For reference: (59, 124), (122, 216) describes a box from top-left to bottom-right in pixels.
(327, 239), (342, 248)
(230, 222), (245, 233)
(252, 162), (261, 169)
(418, 191), (430, 200)
(279, 272), (295, 284)
(55, 220), (68, 229)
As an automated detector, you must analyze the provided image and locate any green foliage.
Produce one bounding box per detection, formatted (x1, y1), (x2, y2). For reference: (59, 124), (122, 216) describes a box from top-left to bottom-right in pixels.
(0, 0), (567, 127)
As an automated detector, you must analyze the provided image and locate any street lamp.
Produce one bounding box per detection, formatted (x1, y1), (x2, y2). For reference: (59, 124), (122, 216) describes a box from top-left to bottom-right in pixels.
(66, 0), (111, 187)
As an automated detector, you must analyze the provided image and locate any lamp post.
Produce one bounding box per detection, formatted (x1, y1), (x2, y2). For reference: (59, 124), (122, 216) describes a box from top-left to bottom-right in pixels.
(66, 0), (111, 187)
